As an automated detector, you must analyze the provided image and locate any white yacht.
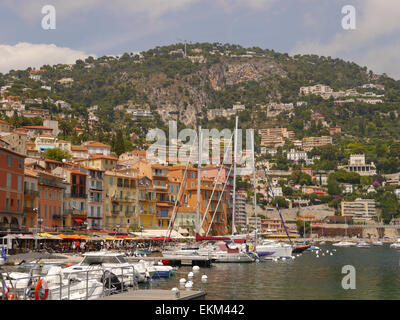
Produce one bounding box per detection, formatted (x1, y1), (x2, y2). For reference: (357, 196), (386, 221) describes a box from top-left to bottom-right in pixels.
(356, 242), (370, 248)
(333, 241), (356, 247)
(255, 240), (293, 259)
(390, 238), (400, 249)
(63, 252), (154, 284)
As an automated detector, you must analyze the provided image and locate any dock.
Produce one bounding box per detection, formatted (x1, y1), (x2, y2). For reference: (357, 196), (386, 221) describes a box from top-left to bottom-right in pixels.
(99, 289), (206, 300)
(127, 255), (212, 267)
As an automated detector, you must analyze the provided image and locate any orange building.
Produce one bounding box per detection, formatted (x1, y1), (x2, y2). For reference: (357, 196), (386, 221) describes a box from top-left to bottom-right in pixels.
(37, 170), (64, 231)
(23, 168), (39, 231)
(0, 147), (25, 233)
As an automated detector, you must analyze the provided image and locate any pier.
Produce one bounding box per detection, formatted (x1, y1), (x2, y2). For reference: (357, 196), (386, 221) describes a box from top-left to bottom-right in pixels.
(99, 289), (206, 300)
(127, 255), (213, 267)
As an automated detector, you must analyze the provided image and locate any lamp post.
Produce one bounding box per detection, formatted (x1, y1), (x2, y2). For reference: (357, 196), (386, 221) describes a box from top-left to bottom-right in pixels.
(37, 216), (43, 250)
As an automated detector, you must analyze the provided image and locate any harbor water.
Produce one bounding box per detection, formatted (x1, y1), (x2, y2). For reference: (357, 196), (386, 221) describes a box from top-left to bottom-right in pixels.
(147, 243), (400, 299)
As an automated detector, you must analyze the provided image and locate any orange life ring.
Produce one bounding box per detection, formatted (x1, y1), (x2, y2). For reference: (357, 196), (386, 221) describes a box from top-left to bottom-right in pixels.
(34, 279), (49, 300)
(7, 293), (15, 300)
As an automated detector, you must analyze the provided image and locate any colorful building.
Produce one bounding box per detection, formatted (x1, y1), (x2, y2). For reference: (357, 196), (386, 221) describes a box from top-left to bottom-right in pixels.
(104, 170), (138, 232)
(0, 147), (25, 233)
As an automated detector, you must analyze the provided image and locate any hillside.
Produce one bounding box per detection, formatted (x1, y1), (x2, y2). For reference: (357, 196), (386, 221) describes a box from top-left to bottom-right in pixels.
(2, 42), (400, 164)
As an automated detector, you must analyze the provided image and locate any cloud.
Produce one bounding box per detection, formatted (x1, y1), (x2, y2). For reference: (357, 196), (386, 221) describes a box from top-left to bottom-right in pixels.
(3, 0), (278, 21)
(291, 0), (400, 79)
(0, 42), (94, 73)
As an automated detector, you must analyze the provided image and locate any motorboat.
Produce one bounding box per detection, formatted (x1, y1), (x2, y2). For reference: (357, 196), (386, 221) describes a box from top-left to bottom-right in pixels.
(136, 259), (175, 278)
(372, 241), (383, 246)
(1, 267), (104, 300)
(63, 252), (153, 284)
(333, 241), (356, 247)
(256, 240), (292, 259)
(356, 242), (370, 248)
(292, 242), (312, 253)
(211, 242), (258, 263)
(390, 238), (400, 249)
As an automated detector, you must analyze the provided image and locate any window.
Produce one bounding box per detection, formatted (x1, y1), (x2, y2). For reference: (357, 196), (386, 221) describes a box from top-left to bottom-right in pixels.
(7, 155), (12, 167)
(18, 159), (22, 169)
(109, 177), (113, 186)
(6, 173), (11, 188)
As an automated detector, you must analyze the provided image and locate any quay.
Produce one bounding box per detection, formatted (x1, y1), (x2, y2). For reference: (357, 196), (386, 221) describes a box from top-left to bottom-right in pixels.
(127, 255), (213, 267)
(99, 289), (206, 300)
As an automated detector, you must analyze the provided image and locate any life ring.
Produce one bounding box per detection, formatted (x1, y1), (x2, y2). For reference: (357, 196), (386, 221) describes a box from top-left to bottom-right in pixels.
(7, 293), (15, 300)
(34, 279), (49, 300)
(249, 244), (255, 252)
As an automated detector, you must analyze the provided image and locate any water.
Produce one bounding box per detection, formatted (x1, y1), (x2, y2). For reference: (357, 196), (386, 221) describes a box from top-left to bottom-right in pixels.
(147, 244), (400, 299)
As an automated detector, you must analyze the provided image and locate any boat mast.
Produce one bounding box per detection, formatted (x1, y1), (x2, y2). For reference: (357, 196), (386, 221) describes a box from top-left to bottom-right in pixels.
(251, 129), (257, 243)
(196, 126), (202, 235)
(232, 116), (238, 236)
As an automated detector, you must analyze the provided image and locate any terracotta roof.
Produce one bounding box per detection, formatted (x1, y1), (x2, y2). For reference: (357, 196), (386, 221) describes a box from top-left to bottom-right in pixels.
(64, 167), (87, 175)
(23, 125), (52, 130)
(0, 120), (9, 125)
(89, 154), (118, 161)
(86, 142), (111, 148)
(24, 168), (38, 178)
(71, 146), (88, 151)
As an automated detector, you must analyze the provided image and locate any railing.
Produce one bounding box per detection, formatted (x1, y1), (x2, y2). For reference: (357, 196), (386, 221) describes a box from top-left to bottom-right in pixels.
(111, 209), (120, 214)
(65, 193), (88, 199)
(111, 196), (135, 202)
(52, 214), (62, 220)
(24, 189), (39, 196)
(125, 210), (134, 217)
(65, 209), (84, 215)
(0, 266), (139, 300)
(23, 206), (35, 213)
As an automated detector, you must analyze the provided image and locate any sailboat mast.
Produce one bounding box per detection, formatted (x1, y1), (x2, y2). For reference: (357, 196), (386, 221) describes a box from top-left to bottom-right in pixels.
(232, 116), (238, 236)
(196, 126), (202, 235)
(251, 129), (257, 243)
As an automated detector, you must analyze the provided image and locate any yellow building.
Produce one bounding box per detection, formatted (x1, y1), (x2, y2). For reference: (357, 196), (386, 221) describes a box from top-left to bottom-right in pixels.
(137, 176), (157, 228)
(77, 154), (118, 171)
(103, 170), (138, 232)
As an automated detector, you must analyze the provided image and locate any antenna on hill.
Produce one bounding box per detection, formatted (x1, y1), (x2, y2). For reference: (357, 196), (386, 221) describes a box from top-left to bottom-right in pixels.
(177, 38), (191, 57)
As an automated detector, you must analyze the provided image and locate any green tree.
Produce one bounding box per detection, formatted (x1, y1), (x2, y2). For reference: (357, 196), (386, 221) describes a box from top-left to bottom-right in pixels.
(113, 129), (126, 156)
(44, 148), (72, 162)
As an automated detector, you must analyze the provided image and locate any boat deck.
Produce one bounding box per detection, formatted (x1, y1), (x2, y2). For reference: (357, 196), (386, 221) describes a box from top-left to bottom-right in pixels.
(98, 289), (206, 300)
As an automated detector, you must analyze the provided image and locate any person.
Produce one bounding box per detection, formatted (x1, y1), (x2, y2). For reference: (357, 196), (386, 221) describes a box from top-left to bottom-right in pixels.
(80, 241), (85, 253)
(72, 241), (76, 252)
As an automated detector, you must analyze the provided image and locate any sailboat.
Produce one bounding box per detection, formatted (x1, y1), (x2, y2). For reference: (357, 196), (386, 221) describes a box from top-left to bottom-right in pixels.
(163, 117), (257, 263)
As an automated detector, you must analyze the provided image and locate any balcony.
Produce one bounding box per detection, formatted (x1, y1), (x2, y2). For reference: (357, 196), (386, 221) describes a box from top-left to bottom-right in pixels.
(24, 189), (39, 197)
(111, 208), (120, 214)
(65, 193), (87, 199)
(89, 196), (103, 203)
(65, 209), (84, 215)
(111, 195), (136, 203)
(125, 210), (134, 217)
(52, 214), (62, 220)
(23, 206), (36, 213)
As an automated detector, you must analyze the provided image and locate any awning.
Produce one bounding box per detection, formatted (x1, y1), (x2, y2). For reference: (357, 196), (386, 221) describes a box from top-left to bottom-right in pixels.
(57, 234), (91, 239)
(73, 218), (84, 223)
(131, 229), (184, 239)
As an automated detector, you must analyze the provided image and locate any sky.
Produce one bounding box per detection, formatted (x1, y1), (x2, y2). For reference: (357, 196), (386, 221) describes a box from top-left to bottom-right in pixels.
(0, 0), (400, 79)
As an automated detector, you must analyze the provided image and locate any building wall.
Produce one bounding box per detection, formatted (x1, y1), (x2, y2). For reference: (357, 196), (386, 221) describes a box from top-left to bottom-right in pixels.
(0, 148), (25, 232)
